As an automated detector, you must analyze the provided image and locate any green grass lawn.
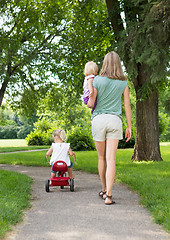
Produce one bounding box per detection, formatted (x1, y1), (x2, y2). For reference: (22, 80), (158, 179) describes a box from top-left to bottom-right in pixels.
(0, 142), (169, 236)
(0, 170), (32, 238)
(0, 139), (49, 152)
(0, 146), (49, 153)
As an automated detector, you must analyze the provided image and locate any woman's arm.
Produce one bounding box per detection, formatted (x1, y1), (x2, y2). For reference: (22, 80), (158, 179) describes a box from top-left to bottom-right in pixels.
(123, 85), (132, 142)
(87, 88), (97, 108)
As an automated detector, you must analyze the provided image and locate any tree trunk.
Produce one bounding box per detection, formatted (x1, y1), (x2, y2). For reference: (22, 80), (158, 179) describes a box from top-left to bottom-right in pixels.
(0, 79), (9, 107)
(105, 0), (163, 161)
(132, 67), (162, 161)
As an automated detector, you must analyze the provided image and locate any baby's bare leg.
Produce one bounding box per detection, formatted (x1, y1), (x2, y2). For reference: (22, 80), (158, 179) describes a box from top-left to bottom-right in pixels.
(51, 172), (56, 178)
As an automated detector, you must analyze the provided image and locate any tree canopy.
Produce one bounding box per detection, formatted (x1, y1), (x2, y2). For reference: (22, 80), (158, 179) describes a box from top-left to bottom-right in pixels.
(0, 0), (114, 108)
(0, 0), (169, 161)
(0, 0), (70, 105)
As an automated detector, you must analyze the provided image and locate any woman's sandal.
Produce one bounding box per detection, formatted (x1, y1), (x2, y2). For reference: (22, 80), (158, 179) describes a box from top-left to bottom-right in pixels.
(99, 191), (106, 199)
(105, 195), (115, 205)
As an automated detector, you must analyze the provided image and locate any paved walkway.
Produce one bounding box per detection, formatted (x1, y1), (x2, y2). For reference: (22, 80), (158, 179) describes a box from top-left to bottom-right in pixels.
(0, 164), (169, 240)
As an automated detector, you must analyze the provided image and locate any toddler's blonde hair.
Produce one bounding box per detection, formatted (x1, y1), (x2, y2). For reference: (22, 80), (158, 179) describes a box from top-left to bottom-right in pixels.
(84, 61), (98, 76)
(53, 129), (67, 142)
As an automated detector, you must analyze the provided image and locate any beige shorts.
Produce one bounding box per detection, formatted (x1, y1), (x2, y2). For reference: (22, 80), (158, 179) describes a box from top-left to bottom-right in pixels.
(91, 114), (123, 141)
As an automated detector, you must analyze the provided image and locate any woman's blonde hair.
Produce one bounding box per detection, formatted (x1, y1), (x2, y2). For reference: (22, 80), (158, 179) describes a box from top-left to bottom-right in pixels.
(84, 61), (98, 76)
(99, 51), (127, 80)
(53, 129), (67, 142)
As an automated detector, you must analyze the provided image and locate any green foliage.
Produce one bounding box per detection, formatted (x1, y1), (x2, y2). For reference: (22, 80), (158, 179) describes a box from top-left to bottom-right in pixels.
(0, 170), (32, 238)
(26, 98), (95, 149)
(67, 126), (95, 151)
(17, 125), (33, 139)
(0, 125), (19, 139)
(117, 0), (169, 87)
(0, 125), (33, 139)
(26, 119), (57, 145)
(2, 0), (114, 114)
(26, 116), (95, 150)
(57, 0), (114, 95)
(1, 0), (169, 160)
(159, 85), (170, 142)
(37, 87), (92, 128)
(0, 0), (70, 106)
(0, 104), (34, 139)
(26, 131), (45, 145)
(0, 105), (17, 126)
(118, 134), (135, 149)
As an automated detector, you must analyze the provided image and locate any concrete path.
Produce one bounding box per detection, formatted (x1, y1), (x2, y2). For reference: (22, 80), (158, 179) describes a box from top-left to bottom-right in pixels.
(0, 164), (169, 240)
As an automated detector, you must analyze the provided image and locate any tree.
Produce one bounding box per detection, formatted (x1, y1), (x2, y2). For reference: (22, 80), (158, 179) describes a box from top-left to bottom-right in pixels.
(55, 0), (115, 95)
(2, 0), (115, 118)
(1, 0), (114, 114)
(1, 0), (168, 161)
(0, 0), (70, 106)
(105, 0), (169, 161)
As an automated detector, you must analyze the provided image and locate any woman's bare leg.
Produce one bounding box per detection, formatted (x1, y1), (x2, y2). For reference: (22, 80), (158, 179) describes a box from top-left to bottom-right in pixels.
(105, 139), (119, 204)
(95, 141), (106, 193)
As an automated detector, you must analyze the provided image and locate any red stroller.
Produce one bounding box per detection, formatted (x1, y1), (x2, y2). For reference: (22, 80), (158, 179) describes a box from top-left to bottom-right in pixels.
(45, 160), (74, 192)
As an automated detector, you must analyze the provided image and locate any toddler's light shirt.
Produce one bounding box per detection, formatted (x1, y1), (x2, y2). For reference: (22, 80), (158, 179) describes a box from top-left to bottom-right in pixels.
(83, 74), (95, 98)
(50, 143), (71, 166)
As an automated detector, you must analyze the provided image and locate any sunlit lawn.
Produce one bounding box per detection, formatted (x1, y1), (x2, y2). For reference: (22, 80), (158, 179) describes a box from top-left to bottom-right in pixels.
(0, 139), (27, 147)
(0, 139), (49, 152)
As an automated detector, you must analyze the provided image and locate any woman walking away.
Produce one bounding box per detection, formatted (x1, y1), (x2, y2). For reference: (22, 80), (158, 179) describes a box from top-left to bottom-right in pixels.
(87, 51), (131, 205)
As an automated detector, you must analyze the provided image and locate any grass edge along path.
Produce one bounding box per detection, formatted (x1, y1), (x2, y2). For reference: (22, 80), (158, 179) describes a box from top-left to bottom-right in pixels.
(0, 144), (169, 235)
(0, 146), (49, 153)
(0, 170), (32, 238)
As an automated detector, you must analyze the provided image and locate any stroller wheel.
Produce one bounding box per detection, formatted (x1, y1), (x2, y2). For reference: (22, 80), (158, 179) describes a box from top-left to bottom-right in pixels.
(70, 179), (74, 192)
(45, 180), (50, 192)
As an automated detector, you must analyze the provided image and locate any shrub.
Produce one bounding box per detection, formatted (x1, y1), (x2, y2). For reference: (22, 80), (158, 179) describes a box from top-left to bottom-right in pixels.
(0, 125), (19, 139)
(118, 134), (135, 149)
(17, 126), (33, 139)
(26, 131), (44, 145)
(26, 130), (54, 146)
(0, 125), (33, 139)
(67, 127), (95, 151)
(159, 112), (170, 142)
(26, 119), (57, 145)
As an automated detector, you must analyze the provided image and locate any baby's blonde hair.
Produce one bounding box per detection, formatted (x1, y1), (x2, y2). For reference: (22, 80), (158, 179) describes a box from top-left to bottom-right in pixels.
(53, 129), (67, 142)
(84, 61), (98, 76)
(100, 51), (127, 80)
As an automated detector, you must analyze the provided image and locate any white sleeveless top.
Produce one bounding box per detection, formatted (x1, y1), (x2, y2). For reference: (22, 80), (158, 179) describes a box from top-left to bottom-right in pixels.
(50, 143), (71, 166)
